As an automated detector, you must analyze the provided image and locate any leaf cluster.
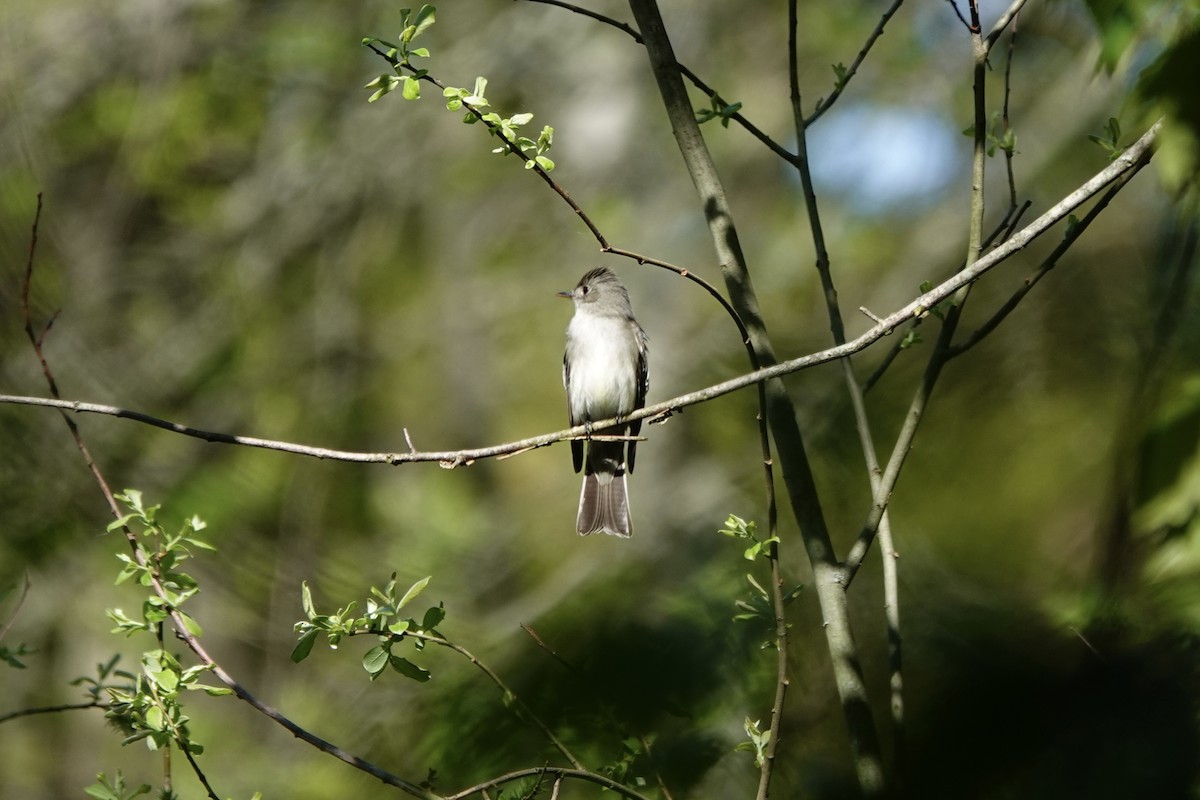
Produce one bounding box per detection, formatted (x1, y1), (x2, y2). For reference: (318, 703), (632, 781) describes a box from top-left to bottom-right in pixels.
(103, 649), (229, 754)
(99, 493), (231, 757)
(291, 573), (445, 683)
(718, 515), (801, 631)
(106, 490), (212, 639)
(735, 717), (770, 768)
(361, 6), (557, 172)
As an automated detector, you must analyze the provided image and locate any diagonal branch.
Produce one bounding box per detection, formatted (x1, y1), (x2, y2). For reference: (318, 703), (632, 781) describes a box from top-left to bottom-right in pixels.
(805, 0), (908, 125)
(627, 0), (885, 794)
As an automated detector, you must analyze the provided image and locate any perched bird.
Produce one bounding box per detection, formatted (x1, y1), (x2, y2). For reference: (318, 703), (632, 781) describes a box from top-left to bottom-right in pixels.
(558, 267), (649, 537)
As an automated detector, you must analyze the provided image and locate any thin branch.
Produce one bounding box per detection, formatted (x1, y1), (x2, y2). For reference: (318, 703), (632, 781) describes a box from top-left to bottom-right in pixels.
(806, 0), (908, 125)
(839, 0), (995, 589)
(407, 632), (583, 770)
(0, 700), (110, 725)
(179, 739), (220, 800)
(446, 767), (650, 800)
(365, 42), (608, 247)
(787, 0), (885, 792)
(522, 0), (797, 163)
(948, 161), (1149, 357)
(1001, 14), (1020, 210)
(945, 0), (972, 32)
(860, 201), (1028, 394)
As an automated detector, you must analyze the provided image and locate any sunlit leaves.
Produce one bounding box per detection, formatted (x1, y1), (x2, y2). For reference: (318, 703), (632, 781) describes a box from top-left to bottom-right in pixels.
(735, 717), (771, 767)
(718, 514), (778, 562)
(292, 573), (444, 683)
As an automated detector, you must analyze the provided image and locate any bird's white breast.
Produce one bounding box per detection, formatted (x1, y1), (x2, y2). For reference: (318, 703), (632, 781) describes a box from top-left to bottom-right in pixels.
(565, 312), (639, 421)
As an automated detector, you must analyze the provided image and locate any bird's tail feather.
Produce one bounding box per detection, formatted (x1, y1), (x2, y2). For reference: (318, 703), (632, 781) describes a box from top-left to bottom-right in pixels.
(576, 471), (632, 537)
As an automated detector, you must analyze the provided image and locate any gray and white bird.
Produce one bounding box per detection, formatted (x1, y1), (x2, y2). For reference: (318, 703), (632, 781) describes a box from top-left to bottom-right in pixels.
(558, 267), (649, 537)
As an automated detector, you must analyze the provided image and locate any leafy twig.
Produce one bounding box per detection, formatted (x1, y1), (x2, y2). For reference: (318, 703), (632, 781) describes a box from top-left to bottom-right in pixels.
(806, 0), (907, 125)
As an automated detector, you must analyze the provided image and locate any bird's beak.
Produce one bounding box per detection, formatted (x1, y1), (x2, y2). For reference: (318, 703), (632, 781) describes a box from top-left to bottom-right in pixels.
(556, 289), (574, 299)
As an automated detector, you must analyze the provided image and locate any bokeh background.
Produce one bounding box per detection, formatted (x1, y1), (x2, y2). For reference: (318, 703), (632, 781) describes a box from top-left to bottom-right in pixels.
(2, 1), (1198, 798)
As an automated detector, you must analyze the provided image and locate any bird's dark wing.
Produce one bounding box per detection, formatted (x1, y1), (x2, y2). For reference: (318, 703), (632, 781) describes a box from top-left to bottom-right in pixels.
(564, 352), (583, 473)
(626, 323), (649, 474)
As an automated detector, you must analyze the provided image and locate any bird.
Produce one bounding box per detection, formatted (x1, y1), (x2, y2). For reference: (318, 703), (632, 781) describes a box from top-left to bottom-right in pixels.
(558, 267), (649, 537)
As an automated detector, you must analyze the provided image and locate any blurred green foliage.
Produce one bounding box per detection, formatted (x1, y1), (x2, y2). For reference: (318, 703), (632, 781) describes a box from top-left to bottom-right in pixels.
(0, 1), (1198, 798)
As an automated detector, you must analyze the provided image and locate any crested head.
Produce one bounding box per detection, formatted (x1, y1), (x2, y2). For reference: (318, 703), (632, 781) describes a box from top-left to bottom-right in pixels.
(564, 267), (632, 315)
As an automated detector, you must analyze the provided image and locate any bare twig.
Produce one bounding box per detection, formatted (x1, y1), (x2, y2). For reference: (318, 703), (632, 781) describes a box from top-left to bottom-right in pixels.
(0, 700), (110, 725)
(179, 742), (220, 800)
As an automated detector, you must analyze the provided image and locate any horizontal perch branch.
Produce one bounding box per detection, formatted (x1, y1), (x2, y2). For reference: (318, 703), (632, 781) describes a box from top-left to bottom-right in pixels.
(1, 119), (1158, 467)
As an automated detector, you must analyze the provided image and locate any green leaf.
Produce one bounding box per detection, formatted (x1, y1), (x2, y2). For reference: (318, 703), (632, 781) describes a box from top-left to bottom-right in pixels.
(421, 604), (445, 630)
(291, 629), (319, 663)
(301, 581), (315, 617)
(397, 576), (431, 610)
(176, 611), (202, 637)
(412, 4), (436, 38)
(362, 644), (390, 676)
(402, 76), (421, 100)
(144, 705), (164, 732)
(390, 655), (432, 682)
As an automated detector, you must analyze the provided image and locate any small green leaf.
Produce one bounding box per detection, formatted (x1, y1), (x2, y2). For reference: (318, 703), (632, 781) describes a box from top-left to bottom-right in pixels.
(291, 629), (319, 663)
(144, 705), (164, 732)
(390, 655), (432, 682)
(397, 576), (431, 610)
(175, 611), (202, 637)
(421, 604), (445, 630)
(362, 644), (390, 676)
(301, 581), (315, 618)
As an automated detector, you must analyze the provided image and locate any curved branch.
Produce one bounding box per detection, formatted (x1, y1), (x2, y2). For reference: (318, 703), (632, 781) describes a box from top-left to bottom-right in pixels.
(407, 632), (583, 770)
(446, 767), (650, 800)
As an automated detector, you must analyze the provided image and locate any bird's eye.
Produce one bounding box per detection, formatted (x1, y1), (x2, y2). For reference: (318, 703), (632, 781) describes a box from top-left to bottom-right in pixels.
(580, 285), (590, 295)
